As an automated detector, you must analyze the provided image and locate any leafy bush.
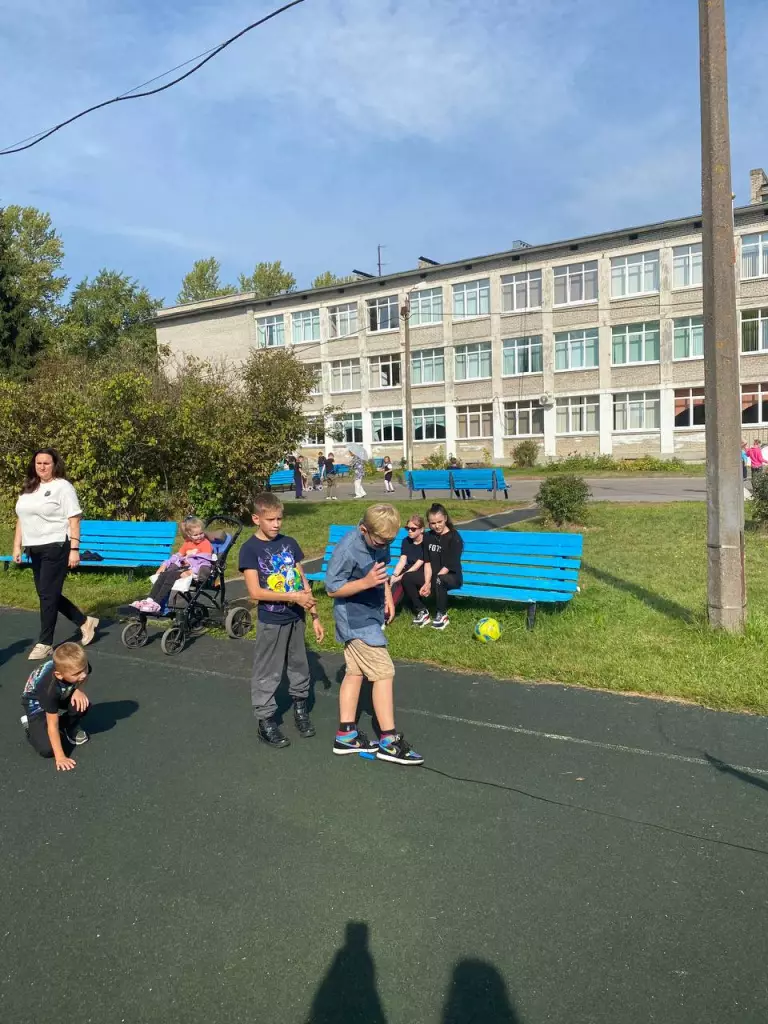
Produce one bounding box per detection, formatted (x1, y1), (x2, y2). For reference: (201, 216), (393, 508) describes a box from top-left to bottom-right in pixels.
(545, 453), (693, 473)
(536, 474), (591, 525)
(422, 449), (449, 470)
(512, 439), (540, 469)
(751, 472), (768, 527)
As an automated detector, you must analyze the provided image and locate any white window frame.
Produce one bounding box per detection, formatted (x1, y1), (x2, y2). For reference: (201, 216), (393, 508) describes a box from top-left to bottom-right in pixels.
(501, 270), (542, 313)
(674, 388), (706, 430)
(457, 403), (494, 440)
(367, 295), (399, 333)
(292, 308), (320, 343)
(555, 329), (599, 371)
(455, 341), (492, 382)
(613, 391), (661, 432)
(502, 336), (543, 377)
(504, 400), (544, 437)
(742, 383), (768, 426)
(741, 233), (768, 280)
(409, 287), (443, 326)
(673, 244), (703, 289)
(328, 302), (359, 339)
(673, 316), (704, 360)
(369, 353), (401, 390)
(741, 308), (768, 354)
(610, 251), (660, 298)
(413, 406), (446, 441)
(611, 321), (660, 366)
(329, 358), (361, 394)
(256, 314), (285, 348)
(306, 362), (322, 395)
(336, 412), (363, 444)
(371, 409), (404, 443)
(411, 347), (445, 386)
(304, 416), (326, 446)
(555, 395), (600, 435)
(452, 279), (491, 319)
(553, 261), (598, 306)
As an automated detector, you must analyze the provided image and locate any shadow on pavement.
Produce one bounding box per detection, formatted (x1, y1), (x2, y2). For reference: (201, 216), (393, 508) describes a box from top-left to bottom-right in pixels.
(0, 637), (34, 668)
(442, 958), (522, 1024)
(581, 562), (697, 624)
(704, 753), (768, 793)
(86, 699), (140, 735)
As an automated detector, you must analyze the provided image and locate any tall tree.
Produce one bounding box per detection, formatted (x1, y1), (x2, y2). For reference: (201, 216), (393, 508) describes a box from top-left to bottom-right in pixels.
(237, 260), (296, 298)
(60, 269), (163, 357)
(2, 205), (68, 321)
(0, 208), (49, 377)
(311, 270), (355, 289)
(177, 257), (236, 304)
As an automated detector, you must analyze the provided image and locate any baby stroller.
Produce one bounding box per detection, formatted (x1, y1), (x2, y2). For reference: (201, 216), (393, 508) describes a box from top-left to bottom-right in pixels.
(119, 515), (252, 656)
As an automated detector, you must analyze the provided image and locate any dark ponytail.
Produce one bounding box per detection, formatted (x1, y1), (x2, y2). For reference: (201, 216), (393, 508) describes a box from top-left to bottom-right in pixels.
(427, 502), (455, 531)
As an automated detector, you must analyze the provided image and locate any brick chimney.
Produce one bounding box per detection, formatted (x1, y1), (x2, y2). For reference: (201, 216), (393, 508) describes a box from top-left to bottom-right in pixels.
(749, 168), (768, 204)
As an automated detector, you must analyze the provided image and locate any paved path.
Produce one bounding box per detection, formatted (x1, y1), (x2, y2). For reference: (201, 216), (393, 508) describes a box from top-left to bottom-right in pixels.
(1, 610), (767, 1024)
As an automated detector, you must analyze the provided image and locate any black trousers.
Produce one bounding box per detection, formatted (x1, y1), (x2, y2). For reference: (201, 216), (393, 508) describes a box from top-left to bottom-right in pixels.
(26, 705), (87, 758)
(402, 569), (460, 615)
(149, 567), (186, 604)
(28, 542), (86, 646)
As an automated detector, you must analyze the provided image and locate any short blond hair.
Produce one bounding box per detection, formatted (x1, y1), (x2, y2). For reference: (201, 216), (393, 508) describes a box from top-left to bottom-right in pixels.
(53, 642), (88, 677)
(181, 517), (205, 539)
(252, 492), (283, 516)
(362, 504), (400, 542)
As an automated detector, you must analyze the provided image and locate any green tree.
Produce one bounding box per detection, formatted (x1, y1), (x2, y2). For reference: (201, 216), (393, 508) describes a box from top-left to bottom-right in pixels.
(311, 270), (355, 289)
(0, 209), (50, 377)
(60, 269), (163, 358)
(2, 205), (68, 321)
(237, 260), (296, 298)
(177, 257), (236, 304)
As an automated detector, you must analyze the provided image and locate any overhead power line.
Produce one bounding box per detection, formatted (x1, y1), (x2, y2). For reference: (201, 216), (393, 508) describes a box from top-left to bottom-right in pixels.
(0, 0), (307, 156)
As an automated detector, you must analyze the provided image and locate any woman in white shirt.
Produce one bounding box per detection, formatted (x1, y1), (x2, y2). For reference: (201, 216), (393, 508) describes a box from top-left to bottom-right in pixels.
(13, 449), (99, 660)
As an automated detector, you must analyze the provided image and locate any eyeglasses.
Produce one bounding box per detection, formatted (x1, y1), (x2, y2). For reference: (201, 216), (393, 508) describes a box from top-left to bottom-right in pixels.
(406, 526), (420, 532)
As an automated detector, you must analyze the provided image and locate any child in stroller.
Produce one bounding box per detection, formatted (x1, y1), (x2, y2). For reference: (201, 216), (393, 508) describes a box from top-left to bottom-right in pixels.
(131, 517), (213, 614)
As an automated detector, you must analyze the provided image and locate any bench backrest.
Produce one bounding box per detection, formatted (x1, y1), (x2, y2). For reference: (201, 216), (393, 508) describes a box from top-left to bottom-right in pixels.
(451, 469), (496, 489)
(269, 470), (295, 486)
(407, 470), (453, 491)
(79, 520), (178, 568)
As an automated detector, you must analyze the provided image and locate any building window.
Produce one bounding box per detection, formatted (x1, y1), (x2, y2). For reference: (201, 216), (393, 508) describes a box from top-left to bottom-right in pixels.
(554, 261), (598, 306)
(457, 403), (493, 439)
(413, 406), (446, 441)
(673, 244), (703, 288)
(336, 412), (363, 444)
(306, 362), (322, 395)
(556, 395), (599, 434)
(409, 287), (443, 325)
(741, 233), (768, 280)
(330, 359), (361, 393)
(329, 302), (358, 338)
(411, 347), (445, 386)
(674, 388), (706, 428)
(501, 270), (542, 312)
(367, 295), (399, 332)
(674, 316), (704, 360)
(305, 417), (325, 446)
(455, 342), (492, 381)
(555, 329), (598, 371)
(292, 308), (320, 343)
(611, 321), (660, 365)
(371, 410), (404, 443)
(741, 309), (768, 353)
(369, 354), (401, 389)
(742, 383), (768, 425)
(504, 400), (544, 436)
(613, 391), (661, 431)
(610, 251), (660, 297)
(257, 314), (285, 348)
(453, 279), (491, 318)
(502, 336), (543, 376)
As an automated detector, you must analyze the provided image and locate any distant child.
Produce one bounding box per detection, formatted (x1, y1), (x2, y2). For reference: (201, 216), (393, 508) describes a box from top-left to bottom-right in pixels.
(324, 504), (423, 766)
(131, 517), (213, 614)
(325, 453), (338, 500)
(381, 456), (394, 493)
(21, 642), (91, 770)
(239, 492), (325, 747)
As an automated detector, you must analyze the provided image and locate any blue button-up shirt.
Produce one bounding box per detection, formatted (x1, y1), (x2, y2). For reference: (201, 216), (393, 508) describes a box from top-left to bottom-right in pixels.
(324, 528), (390, 647)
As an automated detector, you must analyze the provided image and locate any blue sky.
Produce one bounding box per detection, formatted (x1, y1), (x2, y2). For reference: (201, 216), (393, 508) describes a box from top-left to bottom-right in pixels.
(0, 0), (764, 304)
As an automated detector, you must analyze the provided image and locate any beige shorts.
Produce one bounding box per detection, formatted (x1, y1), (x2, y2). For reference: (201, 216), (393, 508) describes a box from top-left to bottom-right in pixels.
(343, 639), (395, 681)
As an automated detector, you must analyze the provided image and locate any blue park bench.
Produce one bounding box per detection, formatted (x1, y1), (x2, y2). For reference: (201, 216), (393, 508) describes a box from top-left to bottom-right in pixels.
(268, 470), (295, 490)
(406, 469), (509, 500)
(306, 524), (583, 628)
(1, 520), (178, 578)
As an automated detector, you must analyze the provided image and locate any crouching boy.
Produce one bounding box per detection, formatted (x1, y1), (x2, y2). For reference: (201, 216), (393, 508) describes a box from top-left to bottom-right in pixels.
(21, 642), (91, 770)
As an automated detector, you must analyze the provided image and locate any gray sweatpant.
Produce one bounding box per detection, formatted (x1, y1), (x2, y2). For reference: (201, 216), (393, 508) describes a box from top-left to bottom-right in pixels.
(250, 619), (310, 720)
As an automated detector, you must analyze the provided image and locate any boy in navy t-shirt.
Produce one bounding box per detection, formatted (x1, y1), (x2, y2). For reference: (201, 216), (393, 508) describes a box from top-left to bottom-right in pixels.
(21, 642), (91, 770)
(239, 492), (325, 748)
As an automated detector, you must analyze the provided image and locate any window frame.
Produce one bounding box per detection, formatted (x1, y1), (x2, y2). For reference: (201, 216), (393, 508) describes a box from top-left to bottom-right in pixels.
(555, 394), (600, 436)
(610, 251), (660, 299)
(611, 321), (660, 366)
(741, 308), (768, 355)
(409, 287), (443, 326)
(366, 294), (399, 333)
(554, 329), (599, 372)
(672, 243), (703, 290)
(336, 412), (363, 444)
(741, 233), (768, 281)
(502, 336), (543, 377)
(741, 382), (768, 426)
(503, 399), (544, 437)
(328, 301), (359, 339)
(411, 347), (445, 387)
(673, 316), (704, 361)
(256, 313), (285, 348)
(413, 406), (447, 441)
(368, 353), (402, 390)
(673, 387), (706, 430)
(291, 308), (320, 344)
(553, 261), (598, 307)
(371, 409), (404, 443)
(501, 270), (543, 313)
(304, 416), (326, 446)
(306, 362), (323, 396)
(456, 403), (494, 440)
(452, 278), (491, 320)
(613, 390), (661, 432)
(329, 358), (361, 394)
(454, 341), (493, 382)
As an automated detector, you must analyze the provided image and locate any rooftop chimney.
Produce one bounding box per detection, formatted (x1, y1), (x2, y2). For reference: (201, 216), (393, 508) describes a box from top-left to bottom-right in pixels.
(750, 168), (768, 205)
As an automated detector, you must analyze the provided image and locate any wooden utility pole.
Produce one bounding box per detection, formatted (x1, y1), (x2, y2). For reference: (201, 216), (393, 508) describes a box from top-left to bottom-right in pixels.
(401, 294), (413, 472)
(699, 0), (746, 630)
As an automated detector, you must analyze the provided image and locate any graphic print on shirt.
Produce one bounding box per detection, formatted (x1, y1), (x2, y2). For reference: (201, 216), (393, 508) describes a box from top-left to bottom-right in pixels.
(21, 661), (73, 717)
(259, 545), (302, 612)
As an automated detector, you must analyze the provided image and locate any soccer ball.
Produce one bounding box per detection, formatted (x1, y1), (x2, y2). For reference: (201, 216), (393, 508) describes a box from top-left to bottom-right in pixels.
(474, 617), (501, 643)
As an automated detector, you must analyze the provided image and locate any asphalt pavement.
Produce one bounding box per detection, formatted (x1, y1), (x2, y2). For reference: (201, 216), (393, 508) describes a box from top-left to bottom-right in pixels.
(1, 608), (767, 1024)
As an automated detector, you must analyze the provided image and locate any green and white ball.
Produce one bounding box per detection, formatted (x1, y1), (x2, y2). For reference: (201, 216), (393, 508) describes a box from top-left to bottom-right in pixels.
(474, 617), (501, 643)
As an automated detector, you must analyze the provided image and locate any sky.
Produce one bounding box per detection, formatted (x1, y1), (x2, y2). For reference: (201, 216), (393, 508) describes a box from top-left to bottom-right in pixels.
(0, 0), (764, 305)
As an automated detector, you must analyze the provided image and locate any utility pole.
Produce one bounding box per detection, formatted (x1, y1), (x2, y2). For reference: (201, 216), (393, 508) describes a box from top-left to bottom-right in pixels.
(699, 0), (746, 630)
(401, 293), (413, 472)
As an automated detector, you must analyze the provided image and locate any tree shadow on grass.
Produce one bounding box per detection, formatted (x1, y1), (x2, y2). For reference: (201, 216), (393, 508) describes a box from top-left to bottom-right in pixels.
(704, 753), (768, 793)
(581, 561), (698, 624)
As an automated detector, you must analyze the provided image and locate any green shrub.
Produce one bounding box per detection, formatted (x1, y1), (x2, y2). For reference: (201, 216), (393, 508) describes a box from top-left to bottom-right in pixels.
(751, 472), (768, 526)
(512, 439), (540, 468)
(536, 474), (591, 525)
(422, 450), (449, 470)
(544, 453), (693, 474)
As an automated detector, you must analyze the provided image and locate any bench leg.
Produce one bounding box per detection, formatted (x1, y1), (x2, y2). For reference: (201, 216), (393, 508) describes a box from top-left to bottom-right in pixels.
(526, 603), (537, 630)
(421, 490), (426, 500)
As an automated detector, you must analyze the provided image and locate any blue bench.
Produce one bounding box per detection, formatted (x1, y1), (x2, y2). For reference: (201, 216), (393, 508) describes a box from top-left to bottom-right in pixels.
(306, 524), (582, 628)
(406, 469), (509, 499)
(2, 520), (178, 577)
(334, 464), (350, 477)
(268, 470), (296, 490)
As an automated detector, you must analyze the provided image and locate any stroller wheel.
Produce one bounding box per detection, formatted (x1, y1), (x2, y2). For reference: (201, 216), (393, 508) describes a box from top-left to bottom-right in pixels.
(121, 620), (148, 649)
(188, 604), (209, 636)
(225, 607), (252, 639)
(160, 626), (186, 656)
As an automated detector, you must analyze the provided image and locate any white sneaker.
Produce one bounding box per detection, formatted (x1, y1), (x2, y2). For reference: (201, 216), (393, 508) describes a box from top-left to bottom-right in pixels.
(80, 616), (99, 646)
(28, 643), (53, 661)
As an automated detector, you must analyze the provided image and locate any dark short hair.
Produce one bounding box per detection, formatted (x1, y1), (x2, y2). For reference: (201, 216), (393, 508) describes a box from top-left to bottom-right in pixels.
(22, 448), (67, 494)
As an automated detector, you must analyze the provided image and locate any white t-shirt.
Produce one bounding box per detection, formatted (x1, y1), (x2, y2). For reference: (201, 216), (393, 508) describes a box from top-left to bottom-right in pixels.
(15, 479), (83, 546)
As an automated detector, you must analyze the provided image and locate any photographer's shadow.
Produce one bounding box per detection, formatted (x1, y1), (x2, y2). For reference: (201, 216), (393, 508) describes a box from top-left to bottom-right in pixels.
(442, 958), (522, 1023)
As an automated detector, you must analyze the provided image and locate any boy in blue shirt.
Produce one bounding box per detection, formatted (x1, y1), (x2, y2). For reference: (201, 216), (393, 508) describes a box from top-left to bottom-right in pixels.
(324, 504), (423, 766)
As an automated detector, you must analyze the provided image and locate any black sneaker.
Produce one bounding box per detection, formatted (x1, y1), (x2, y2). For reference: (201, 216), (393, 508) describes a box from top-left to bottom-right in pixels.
(333, 729), (378, 755)
(376, 733), (424, 766)
(293, 699), (316, 739)
(63, 726), (89, 746)
(258, 718), (291, 748)
(431, 613), (449, 630)
(412, 610), (431, 628)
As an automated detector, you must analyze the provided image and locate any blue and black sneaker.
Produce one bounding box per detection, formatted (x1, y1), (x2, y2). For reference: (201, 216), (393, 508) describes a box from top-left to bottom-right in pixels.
(333, 729), (378, 756)
(376, 733), (424, 767)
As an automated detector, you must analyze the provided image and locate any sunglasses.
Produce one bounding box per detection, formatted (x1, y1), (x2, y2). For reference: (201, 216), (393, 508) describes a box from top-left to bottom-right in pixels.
(406, 526), (421, 532)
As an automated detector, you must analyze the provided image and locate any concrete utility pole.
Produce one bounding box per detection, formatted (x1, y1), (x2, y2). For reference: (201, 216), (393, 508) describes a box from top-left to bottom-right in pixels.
(699, 0), (746, 630)
(401, 294), (414, 472)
